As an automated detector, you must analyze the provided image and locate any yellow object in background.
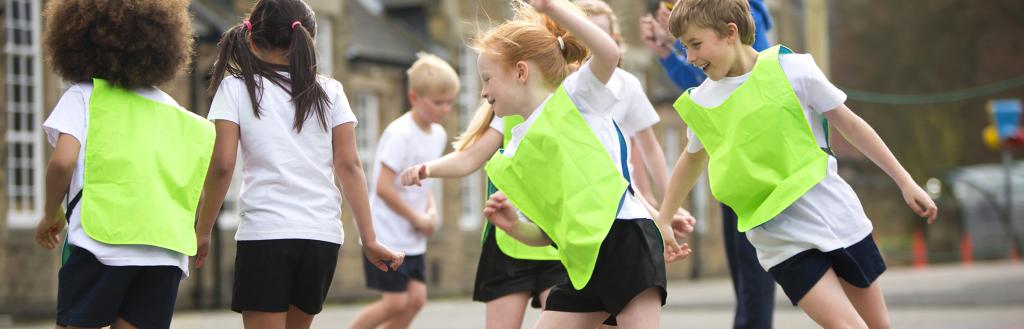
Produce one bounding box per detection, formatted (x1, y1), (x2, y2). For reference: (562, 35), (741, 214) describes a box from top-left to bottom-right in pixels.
(983, 125), (1002, 150)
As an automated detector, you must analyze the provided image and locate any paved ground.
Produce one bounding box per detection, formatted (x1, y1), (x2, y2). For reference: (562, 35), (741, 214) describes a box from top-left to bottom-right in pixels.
(6, 261), (1024, 328)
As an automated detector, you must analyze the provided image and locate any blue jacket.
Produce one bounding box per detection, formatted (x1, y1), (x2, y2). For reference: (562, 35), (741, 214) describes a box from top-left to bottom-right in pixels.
(659, 0), (773, 89)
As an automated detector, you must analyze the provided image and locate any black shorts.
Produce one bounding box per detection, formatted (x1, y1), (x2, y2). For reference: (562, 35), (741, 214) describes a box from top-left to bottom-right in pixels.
(473, 224), (568, 309)
(56, 246), (182, 329)
(231, 239), (340, 314)
(769, 234), (887, 305)
(545, 219), (667, 319)
(363, 254), (426, 292)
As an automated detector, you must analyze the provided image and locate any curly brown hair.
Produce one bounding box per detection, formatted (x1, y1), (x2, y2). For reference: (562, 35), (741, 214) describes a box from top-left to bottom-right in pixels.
(43, 0), (194, 89)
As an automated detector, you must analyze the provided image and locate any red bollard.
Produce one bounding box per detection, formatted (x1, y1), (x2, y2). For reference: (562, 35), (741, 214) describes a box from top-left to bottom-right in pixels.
(912, 230), (928, 268)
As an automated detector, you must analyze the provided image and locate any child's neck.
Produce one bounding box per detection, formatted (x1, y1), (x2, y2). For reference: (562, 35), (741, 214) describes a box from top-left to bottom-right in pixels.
(517, 80), (555, 119)
(409, 109), (433, 132)
(726, 46), (760, 78)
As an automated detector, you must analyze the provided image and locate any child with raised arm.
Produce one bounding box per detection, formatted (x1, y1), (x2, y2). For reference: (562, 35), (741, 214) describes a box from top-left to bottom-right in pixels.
(655, 0), (938, 328)
(478, 1), (691, 328)
(347, 53), (456, 329)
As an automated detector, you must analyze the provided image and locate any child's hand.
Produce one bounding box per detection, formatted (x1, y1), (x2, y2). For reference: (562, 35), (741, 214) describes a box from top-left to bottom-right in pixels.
(194, 233), (212, 268)
(415, 212), (438, 236)
(528, 0), (554, 13)
(400, 164), (428, 187)
(902, 184), (938, 224)
(658, 220), (692, 263)
(657, 1), (672, 28)
(483, 192), (519, 232)
(364, 240), (405, 272)
(35, 215), (65, 250)
(671, 208), (696, 239)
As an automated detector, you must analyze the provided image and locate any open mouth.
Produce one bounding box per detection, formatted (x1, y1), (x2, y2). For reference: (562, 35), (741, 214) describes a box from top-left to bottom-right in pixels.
(699, 63), (710, 73)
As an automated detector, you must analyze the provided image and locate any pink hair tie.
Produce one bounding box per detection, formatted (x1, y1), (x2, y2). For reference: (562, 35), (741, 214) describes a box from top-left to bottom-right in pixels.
(291, 20), (302, 30)
(243, 19), (252, 31)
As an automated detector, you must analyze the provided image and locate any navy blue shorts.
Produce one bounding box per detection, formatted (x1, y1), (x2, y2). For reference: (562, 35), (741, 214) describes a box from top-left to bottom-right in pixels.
(769, 234), (887, 305)
(56, 246), (182, 329)
(231, 239), (339, 314)
(363, 254), (426, 292)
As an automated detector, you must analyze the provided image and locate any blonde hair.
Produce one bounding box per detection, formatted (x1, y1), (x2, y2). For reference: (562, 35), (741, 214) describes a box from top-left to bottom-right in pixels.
(573, 0), (621, 44)
(668, 0), (755, 45)
(407, 52), (461, 95)
(452, 102), (496, 151)
(457, 1), (589, 149)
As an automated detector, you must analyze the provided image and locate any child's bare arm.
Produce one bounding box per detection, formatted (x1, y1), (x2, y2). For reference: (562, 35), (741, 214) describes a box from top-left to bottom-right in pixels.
(334, 123), (405, 271)
(484, 192), (553, 247)
(401, 128), (502, 186)
(634, 128), (671, 199)
(193, 121), (239, 267)
(35, 134), (79, 250)
(655, 149), (707, 262)
(376, 165), (431, 233)
(530, 0), (619, 84)
(824, 105), (937, 223)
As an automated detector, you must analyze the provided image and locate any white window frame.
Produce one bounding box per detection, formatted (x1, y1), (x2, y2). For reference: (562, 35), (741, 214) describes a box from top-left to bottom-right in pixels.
(457, 46), (482, 231)
(315, 17), (333, 77)
(6, 0), (44, 228)
(354, 92), (380, 186)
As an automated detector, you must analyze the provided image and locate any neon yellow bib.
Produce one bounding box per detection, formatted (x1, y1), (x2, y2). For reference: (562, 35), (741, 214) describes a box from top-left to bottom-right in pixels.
(674, 45), (828, 232)
(481, 114), (561, 261)
(485, 86), (628, 289)
(80, 78), (215, 255)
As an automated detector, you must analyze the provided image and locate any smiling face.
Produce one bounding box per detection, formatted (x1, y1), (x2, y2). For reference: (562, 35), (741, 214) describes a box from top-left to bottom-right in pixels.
(678, 24), (738, 81)
(478, 52), (526, 118)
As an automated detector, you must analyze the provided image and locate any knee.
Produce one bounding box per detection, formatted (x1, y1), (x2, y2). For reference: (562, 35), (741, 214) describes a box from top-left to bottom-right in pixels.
(380, 296), (410, 316)
(406, 294), (427, 313)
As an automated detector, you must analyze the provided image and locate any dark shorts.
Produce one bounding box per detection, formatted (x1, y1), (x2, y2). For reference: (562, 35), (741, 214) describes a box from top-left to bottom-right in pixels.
(768, 234), (887, 305)
(545, 219), (667, 321)
(56, 246), (182, 329)
(363, 254), (426, 292)
(473, 224), (568, 309)
(231, 239), (340, 314)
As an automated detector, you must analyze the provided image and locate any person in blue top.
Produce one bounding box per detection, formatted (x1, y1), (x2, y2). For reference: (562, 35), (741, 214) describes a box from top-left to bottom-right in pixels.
(639, 1), (775, 328)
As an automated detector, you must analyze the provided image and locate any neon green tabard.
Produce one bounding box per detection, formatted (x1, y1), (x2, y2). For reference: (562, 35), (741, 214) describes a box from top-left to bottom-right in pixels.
(481, 114), (561, 261)
(80, 78), (215, 255)
(485, 86), (628, 290)
(674, 45), (828, 232)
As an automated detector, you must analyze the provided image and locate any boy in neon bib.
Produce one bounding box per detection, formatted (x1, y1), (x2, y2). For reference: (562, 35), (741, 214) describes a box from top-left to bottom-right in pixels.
(654, 0), (938, 328)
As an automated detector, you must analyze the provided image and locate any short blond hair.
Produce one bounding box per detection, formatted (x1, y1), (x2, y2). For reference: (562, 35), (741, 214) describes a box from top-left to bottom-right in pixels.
(573, 0), (620, 44)
(668, 0), (755, 45)
(407, 52), (460, 95)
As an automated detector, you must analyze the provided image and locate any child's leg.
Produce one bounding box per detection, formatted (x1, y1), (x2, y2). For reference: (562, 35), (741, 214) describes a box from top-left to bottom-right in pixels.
(243, 311), (288, 329)
(532, 310), (607, 329)
(347, 292), (411, 329)
(109, 317), (137, 329)
(285, 305), (316, 329)
(610, 288), (662, 329)
(485, 292), (531, 329)
(381, 280), (428, 329)
(798, 269), (868, 329)
(840, 280), (890, 329)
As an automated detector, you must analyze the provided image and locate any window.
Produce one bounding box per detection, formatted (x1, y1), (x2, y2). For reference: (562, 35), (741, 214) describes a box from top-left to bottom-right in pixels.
(457, 46), (483, 231)
(354, 92), (380, 186)
(315, 17), (333, 77)
(6, 0), (43, 228)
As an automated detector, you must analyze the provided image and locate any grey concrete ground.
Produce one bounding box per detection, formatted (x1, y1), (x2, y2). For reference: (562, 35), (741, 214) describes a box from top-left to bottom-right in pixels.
(6, 261), (1024, 329)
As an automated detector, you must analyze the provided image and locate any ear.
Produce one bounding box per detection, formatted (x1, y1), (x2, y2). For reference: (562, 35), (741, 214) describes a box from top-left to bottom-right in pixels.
(725, 22), (739, 44)
(408, 89), (418, 104)
(514, 61), (530, 84)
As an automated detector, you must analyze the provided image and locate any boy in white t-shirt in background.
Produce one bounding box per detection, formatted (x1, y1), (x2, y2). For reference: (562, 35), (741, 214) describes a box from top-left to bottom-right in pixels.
(347, 53), (458, 329)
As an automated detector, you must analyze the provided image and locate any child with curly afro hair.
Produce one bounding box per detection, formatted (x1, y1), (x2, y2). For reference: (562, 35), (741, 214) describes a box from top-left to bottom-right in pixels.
(36, 1), (214, 328)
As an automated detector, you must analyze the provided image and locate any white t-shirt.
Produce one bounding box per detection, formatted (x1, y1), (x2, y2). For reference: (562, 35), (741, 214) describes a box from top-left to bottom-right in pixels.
(369, 113), (447, 255)
(207, 74), (357, 245)
(684, 53), (873, 269)
(43, 82), (189, 277)
(500, 62), (649, 221)
(608, 68), (660, 138)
